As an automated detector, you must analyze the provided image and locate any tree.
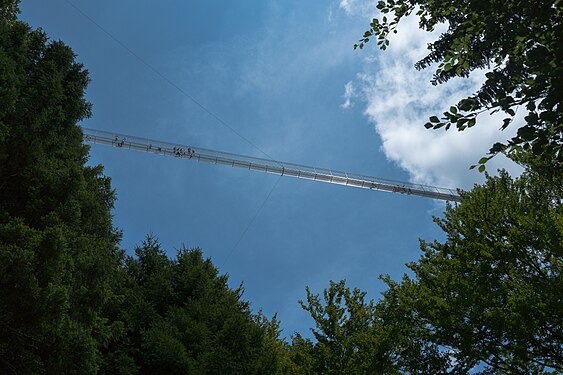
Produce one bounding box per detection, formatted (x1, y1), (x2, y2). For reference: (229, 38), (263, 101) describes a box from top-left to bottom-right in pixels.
(101, 236), (288, 374)
(0, 0), (123, 373)
(1, 4), (288, 373)
(291, 280), (397, 374)
(295, 159), (562, 373)
(356, 0), (562, 170)
(379, 158), (562, 373)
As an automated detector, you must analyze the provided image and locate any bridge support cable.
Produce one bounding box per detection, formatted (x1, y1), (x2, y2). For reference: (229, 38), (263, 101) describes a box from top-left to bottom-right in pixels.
(82, 127), (461, 202)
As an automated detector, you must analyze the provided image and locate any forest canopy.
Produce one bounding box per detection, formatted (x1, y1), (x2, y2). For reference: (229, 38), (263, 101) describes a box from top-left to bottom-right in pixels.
(1, 0), (561, 373)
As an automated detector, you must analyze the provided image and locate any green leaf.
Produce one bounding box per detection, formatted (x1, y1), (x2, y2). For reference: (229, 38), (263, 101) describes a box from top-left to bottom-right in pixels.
(478, 157), (490, 164)
(478, 164), (486, 172)
(430, 116), (440, 123)
(458, 99), (472, 111)
(490, 142), (505, 152)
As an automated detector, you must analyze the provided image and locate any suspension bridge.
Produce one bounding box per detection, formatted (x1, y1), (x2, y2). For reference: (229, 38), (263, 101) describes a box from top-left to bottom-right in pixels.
(82, 127), (462, 202)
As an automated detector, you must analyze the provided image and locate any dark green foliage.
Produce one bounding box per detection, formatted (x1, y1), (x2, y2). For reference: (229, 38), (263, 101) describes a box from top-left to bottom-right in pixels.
(357, 0), (562, 170)
(382, 159), (563, 373)
(0, 1), (122, 373)
(101, 236), (287, 374)
(291, 280), (397, 374)
(1, 3), (286, 372)
(294, 161), (562, 373)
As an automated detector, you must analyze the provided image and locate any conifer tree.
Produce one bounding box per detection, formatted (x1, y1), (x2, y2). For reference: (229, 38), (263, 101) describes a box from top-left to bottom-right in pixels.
(0, 1), (122, 372)
(101, 237), (286, 374)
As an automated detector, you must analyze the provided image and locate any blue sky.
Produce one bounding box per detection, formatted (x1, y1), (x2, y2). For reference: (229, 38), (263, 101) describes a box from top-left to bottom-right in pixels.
(21, 0), (520, 338)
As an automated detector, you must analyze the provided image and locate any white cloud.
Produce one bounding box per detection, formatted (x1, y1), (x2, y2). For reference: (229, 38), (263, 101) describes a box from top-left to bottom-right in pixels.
(341, 81), (356, 109)
(351, 14), (522, 189)
(338, 0), (375, 17)
(339, 0), (352, 13)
